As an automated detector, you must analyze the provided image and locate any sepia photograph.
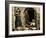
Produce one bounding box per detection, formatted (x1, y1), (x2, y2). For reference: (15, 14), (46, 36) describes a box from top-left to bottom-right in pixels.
(12, 7), (40, 31)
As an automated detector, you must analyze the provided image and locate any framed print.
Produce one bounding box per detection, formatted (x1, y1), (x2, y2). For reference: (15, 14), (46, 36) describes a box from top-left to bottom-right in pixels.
(5, 1), (45, 37)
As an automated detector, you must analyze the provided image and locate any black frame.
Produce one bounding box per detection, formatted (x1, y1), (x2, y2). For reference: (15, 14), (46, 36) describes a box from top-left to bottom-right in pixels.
(5, 1), (45, 37)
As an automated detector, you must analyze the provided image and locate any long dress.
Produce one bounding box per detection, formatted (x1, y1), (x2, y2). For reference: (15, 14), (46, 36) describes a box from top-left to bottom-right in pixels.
(15, 14), (22, 28)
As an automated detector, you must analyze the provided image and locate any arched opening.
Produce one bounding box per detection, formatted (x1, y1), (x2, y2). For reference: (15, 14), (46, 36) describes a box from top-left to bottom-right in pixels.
(24, 8), (37, 29)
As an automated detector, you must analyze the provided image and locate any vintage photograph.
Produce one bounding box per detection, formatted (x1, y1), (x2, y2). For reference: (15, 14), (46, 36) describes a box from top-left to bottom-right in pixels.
(12, 7), (40, 31)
